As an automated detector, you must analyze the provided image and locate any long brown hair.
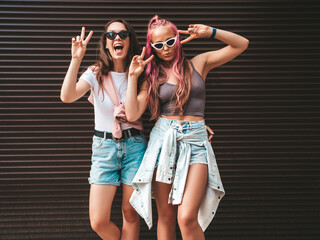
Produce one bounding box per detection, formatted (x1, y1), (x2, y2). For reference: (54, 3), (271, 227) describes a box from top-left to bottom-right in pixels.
(91, 19), (141, 92)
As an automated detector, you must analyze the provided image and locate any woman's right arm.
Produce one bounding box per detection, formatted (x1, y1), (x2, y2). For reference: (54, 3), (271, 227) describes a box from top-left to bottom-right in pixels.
(60, 27), (93, 103)
(125, 47), (154, 122)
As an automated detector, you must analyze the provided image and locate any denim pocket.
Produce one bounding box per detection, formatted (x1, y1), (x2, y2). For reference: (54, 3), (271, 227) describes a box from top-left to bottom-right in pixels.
(92, 136), (103, 149)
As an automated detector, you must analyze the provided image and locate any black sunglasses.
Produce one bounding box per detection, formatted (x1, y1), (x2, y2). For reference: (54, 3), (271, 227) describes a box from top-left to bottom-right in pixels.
(105, 30), (130, 40)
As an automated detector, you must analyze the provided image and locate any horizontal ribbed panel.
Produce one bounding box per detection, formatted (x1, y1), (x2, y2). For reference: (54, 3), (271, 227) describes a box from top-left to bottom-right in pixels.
(1, 0), (319, 239)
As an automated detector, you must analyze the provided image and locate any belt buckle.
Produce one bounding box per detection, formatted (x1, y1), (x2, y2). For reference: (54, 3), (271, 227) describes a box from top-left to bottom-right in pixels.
(112, 135), (124, 143)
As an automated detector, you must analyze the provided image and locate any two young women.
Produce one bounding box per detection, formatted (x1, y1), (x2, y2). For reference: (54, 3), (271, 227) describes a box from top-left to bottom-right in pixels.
(61, 16), (248, 240)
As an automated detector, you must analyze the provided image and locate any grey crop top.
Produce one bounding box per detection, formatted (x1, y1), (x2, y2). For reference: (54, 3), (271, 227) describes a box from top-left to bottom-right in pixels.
(159, 61), (205, 117)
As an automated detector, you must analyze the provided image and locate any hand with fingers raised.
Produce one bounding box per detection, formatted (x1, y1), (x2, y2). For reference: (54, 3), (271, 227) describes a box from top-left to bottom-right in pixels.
(71, 27), (94, 60)
(129, 47), (154, 78)
(178, 24), (214, 44)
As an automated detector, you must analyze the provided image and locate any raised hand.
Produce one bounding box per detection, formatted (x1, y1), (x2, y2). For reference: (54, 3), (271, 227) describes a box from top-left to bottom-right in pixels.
(129, 47), (154, 78)
(178, 24), (213, 44)
(71, 27), (93, 60)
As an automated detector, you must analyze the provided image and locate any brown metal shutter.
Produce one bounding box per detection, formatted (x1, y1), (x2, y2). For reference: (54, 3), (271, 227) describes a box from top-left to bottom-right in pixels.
(1, 0), (319, 239)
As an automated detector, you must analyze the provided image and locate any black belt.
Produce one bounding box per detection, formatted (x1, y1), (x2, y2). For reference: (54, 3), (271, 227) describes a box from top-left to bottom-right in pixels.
(94, 128), (143, 142)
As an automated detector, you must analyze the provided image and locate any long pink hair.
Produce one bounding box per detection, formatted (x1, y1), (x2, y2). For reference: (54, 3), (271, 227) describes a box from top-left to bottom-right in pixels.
(145, 15), (192, 120)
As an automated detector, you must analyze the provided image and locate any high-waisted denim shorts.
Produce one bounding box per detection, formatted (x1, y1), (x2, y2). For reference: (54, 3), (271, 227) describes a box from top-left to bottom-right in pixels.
(155, 118), (208, 166)
(88, 133), (147, 186)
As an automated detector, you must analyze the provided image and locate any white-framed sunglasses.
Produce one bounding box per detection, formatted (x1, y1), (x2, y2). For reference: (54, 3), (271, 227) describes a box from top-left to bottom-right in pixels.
(151, 36), (177, 50)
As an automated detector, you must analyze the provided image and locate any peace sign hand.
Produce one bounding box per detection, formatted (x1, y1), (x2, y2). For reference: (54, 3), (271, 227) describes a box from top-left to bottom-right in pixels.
(71, 27), (93, 60)
(178, 24), (212, 44)
(129, 47), (154, 78)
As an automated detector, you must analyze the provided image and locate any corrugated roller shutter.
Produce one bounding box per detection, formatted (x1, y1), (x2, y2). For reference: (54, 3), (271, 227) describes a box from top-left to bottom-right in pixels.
(1, 0), (319, 239)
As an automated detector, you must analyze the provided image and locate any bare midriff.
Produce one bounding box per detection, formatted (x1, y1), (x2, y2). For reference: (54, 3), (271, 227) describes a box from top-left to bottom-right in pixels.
(160, 115), (204, 122)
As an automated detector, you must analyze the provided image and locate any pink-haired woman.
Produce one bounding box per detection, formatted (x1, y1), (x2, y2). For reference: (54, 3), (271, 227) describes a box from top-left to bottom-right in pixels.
(126, 15), (249, 239)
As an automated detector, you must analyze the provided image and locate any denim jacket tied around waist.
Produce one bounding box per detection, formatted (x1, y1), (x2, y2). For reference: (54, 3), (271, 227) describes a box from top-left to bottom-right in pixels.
(129, 117), (225, 231)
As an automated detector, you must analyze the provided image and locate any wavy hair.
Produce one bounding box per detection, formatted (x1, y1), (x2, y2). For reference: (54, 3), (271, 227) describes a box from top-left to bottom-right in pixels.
(145, 15), (192, 120)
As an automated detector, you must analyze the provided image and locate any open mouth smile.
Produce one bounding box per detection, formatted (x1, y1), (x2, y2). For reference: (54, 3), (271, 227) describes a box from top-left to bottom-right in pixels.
(113, 43), (124, 54)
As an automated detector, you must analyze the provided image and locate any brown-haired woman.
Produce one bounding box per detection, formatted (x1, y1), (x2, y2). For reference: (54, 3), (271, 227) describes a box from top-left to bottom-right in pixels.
(60, 19), (151, 240)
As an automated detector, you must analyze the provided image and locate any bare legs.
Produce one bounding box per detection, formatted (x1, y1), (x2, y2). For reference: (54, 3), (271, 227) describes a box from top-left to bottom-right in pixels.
(89, 184), (120, 240)
(177, 164), (208, 240)
(153, 178), (178, 240)
(89, 164), (208, 240)
(89, 184), (140, 240)
(154, 164), (208, 240)
(121, 184), (140, 240)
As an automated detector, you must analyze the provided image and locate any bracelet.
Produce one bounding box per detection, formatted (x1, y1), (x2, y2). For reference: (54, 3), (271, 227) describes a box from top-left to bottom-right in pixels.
(210, 27), (217, 39)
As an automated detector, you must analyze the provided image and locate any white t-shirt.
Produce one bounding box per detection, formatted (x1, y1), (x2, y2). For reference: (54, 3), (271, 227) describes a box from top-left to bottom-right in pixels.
(80, 68), (131, 132)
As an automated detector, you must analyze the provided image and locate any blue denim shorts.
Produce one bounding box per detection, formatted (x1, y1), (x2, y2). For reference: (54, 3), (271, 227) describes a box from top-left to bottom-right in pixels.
(88, 133), (147, 186)
(155, 118), (208, 166)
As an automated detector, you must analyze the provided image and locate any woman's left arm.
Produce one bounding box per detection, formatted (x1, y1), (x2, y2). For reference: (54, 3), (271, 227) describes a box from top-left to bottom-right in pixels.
(179, 24), (249, 80)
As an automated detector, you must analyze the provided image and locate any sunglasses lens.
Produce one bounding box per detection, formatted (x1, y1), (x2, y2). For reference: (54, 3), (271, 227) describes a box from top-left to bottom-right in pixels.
(154, 43), (163, 50)
(106, 31), (129, 40)
(151, 36), (177, 50)
(119, 31), (130, 39)
(166, 38), (176, 47)
(106, 32), (116, 40)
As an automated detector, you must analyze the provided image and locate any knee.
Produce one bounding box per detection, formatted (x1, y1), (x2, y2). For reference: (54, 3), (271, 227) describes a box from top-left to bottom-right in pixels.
(177, 211), (198, 230)
(90, 217), (109, 233)
(158, 207), (177, 225)
(122, 204), (139, 223)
